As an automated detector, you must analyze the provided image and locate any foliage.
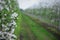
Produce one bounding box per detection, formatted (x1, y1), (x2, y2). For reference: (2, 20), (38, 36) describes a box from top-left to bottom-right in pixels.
(0, 0), (21, 40)
(24, 2), (60, 30)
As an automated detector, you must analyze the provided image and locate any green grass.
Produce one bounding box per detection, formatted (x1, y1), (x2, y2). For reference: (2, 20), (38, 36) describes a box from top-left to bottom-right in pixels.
(22, 14), (57, 40)
(14, 12), (57, 40)
(20, 25), (30, 40)
(14, 11), (22, 40)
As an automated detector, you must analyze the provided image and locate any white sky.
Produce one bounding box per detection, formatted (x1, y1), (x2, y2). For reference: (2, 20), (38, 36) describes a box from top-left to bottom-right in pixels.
(17, 0), (55, 9)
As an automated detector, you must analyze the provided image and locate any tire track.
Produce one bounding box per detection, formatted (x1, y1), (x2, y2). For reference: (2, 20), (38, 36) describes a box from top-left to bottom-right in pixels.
(20, 19), (36, 40)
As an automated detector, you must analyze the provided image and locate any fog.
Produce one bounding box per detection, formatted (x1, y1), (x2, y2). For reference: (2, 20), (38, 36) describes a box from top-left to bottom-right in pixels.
(17, 0), (57, 10)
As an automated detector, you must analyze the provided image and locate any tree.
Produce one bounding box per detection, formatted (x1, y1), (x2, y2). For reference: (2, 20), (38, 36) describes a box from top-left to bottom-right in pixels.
(0, 0), (20, 40)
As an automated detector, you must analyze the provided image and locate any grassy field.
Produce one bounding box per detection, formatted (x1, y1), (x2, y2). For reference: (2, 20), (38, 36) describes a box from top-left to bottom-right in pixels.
(20, 13), (57, 40)
(14, 11), (22, 40)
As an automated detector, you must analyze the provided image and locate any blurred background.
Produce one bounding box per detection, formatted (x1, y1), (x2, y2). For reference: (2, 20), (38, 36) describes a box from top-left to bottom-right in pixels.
(18, 0), (60, 40)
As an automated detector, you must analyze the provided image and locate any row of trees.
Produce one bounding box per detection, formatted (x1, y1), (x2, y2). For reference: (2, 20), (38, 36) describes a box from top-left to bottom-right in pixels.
(24, 1), (60, 30)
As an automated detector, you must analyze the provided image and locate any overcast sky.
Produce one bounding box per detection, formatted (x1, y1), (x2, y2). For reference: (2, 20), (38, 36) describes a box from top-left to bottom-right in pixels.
(17, 0), (55, 10)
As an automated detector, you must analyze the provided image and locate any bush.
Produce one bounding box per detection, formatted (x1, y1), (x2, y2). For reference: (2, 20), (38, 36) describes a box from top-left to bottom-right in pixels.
(0, 0), (20, 40)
